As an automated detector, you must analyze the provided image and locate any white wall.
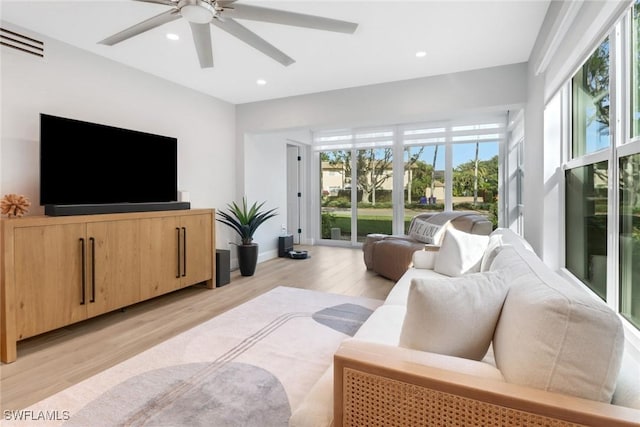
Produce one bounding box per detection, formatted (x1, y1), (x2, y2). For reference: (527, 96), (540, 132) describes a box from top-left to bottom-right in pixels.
(0, 22), (236, 250)
(237, 63), (528, 135)
(236, 63), (528, 260)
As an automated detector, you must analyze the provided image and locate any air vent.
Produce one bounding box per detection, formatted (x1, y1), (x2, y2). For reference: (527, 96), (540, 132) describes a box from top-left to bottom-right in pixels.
(0, 27), (44, 58)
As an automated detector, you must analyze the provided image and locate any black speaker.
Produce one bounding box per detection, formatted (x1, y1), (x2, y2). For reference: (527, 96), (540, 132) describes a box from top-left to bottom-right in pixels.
(278, 235), (294, 257)
(216, 249), (230, 286)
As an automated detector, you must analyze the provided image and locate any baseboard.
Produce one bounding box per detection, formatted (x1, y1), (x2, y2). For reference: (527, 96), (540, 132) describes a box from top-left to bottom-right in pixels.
(44, 202), (191, 216)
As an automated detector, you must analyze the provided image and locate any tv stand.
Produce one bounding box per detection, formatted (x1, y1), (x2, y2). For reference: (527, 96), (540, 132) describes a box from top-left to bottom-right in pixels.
(1, 209), (214, 363)
(44, 201), (191, 216)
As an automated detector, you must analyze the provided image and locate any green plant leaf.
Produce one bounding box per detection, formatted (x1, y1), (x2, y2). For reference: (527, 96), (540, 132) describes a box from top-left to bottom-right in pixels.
(216, 197), (278, 244)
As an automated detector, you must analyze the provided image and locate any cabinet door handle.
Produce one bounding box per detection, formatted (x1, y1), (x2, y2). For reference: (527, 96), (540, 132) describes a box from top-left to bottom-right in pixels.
(79, 238), (86, 305)
(89, 237), (96, 303)
(181, 227), (187, 277)
(176, 227), (181, 278)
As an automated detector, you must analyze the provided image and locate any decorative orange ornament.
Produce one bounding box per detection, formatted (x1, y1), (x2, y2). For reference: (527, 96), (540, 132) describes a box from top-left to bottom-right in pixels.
(1, 194), (31, 217)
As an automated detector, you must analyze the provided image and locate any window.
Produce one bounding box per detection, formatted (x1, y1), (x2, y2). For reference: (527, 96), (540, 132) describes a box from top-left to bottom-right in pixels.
(314, 116), (506, 245)
(452, 142), (499, 228)
(565, 161), (609, 300)
(561, 1), (640, 332)
(571, 37), (610, 157)
(403, 144), (445, 233)
(356, 148), (394, 241)
(620, 153), (640, 328)
(320, 150), (352, 241)
(632, 0), (640, 137)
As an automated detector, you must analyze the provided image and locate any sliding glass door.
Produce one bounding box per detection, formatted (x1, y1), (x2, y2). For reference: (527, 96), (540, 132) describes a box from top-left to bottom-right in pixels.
(320, 150), (352, 242)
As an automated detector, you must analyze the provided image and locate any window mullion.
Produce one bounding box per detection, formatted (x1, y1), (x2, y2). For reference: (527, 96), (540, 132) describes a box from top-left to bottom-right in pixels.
(445, 131), (453, 211)
(350, 147), (357, 246)
(392, 126), (405, 235)
(607, 24), (622, 310)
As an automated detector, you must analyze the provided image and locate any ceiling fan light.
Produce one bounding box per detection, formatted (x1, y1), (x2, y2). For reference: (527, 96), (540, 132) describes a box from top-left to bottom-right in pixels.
(181, 4), (214, 24)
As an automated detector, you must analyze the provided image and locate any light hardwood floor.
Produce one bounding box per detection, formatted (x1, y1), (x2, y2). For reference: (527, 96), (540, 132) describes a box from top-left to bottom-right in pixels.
(0, 245), (394, 411)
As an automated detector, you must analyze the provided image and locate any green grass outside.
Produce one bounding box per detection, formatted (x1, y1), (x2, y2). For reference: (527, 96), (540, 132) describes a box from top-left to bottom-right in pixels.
(328, 216), (407, 237)
(322, 203), (497, 238)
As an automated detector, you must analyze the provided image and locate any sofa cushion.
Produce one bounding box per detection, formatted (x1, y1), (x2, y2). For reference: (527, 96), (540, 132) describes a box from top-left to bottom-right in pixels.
(434, 227), (489, 276)
(491, 235), (625, 403)
(399, 271), (508, 360)
(612, 350), (640, 409)
(288, 364), (334, 427)
(353, 304), (406, 345)
(342, 340), (506, 381)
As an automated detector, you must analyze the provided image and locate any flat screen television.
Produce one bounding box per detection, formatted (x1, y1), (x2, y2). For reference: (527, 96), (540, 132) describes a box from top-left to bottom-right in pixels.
(40, 114), (186, 216)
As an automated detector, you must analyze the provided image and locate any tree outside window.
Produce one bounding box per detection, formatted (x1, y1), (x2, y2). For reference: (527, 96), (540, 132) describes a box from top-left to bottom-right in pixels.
(572, 37), (610, 157)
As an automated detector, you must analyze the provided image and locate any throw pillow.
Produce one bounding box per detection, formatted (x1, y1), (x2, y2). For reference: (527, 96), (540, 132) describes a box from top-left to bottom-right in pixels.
(434, 227), (489, 276)
(399, 270), (508, 361)
(408, 217), (448, 244)
(480, 233), (510, 272)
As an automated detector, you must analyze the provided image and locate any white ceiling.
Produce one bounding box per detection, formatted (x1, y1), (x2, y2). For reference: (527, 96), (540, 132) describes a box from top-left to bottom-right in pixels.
(1, 0), (550, 104)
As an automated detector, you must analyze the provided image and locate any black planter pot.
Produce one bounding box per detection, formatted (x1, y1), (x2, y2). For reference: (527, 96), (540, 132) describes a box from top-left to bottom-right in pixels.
(237, 243), (259, 276)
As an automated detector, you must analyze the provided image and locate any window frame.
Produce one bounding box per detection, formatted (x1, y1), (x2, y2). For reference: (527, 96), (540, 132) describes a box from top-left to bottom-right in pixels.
(313, 116), (507, 245)
(560, 2), (640, 344)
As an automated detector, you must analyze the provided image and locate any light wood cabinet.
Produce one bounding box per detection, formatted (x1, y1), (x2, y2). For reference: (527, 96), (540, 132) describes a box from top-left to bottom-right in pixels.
(13, 223), (87, 340)
(179, 214), (213, 288)
(1, 209), (215, 363)
(139, 216), (181, 300)
(86, 220), (142, 317)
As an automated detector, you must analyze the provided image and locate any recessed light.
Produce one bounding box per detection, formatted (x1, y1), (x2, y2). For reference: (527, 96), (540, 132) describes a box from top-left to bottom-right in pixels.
(166, 33), (180, 41)
(415, 51), (427, 58)
(256, 79), (267, 86)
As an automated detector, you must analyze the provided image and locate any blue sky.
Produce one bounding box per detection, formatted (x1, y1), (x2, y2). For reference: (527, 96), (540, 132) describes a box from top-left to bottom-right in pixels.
(406, 142), (499, 170)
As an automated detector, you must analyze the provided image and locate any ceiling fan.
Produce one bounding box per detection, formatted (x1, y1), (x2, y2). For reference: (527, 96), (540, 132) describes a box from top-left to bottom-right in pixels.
(99, 0), (358, 68)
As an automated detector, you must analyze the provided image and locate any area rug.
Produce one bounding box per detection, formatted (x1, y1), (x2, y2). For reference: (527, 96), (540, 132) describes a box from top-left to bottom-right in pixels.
(7, 286), (382, 427)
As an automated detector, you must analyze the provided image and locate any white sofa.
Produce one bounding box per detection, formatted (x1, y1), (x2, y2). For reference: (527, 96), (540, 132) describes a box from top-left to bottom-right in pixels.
(290, 228), (640, 426)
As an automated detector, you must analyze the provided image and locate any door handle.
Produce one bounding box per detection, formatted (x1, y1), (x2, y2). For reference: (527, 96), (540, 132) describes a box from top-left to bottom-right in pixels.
(176, 227), (181, 278)
(79, 238), (86, 305)
(89, 237), (96, 303)
(181, 227), (187, 277)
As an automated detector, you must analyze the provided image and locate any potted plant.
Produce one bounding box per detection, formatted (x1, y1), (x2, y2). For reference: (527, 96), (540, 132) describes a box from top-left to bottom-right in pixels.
(216, 198), (278, 276)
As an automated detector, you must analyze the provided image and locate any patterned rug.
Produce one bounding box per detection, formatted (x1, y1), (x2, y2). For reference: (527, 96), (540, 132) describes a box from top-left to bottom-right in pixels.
(8, 287), (382, 427)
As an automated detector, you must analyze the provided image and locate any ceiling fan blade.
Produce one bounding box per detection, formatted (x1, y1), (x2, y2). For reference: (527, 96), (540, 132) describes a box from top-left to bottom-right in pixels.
(99, 9), (181, 46)
(189, 22), (214, 68)
(132, 0), (177, 6)
(227, 4), (358, 34)
(210, 17), (294, 66)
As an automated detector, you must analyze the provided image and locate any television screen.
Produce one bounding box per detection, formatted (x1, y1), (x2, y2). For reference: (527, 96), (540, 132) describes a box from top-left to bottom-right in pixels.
(40, 114), (177, 206)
